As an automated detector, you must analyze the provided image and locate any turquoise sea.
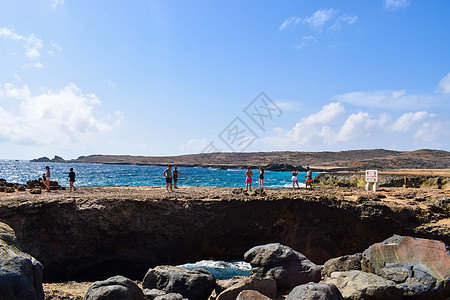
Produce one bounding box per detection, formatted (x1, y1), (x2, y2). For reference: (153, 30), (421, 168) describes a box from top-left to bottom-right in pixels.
(0, 160), (318, 188)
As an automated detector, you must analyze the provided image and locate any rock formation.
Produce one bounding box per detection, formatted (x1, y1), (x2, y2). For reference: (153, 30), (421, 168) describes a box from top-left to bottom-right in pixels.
(244, 243), (321, 290)
(84, 275), (145, 300)
(0, 185), (448, 283)
(0, 222), (44, 300)
(142, 266), (216, 300)
(361, 235), (450, 299)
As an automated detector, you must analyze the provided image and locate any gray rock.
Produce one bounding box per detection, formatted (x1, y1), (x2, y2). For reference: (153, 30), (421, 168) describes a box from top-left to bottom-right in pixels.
(244, 243), (321, 290)
(142, 266), (215, 300)
(322, 253), (362, 277)
(286, 282), (343, 300)
(217, 276), (277, 300)
(30, 188), (42, 194)
(236, 290), (272, 300)
(0, 222), (44, 300)
(143, 288), (166, 300)
(84, 275), (145, 300)
(362, 235), (450, 298)
(216, 277), (246, 295)
(154, 293), (186, 300)
(323, 271), (403, 300)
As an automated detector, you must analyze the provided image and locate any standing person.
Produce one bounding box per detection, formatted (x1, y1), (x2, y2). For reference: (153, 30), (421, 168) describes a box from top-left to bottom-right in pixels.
(245, 166), (253, 191)
(44, 166), (51, 192)
(305, 166), (313, 190)
(163, 165), (173, 192)
(258, 167), (265, 189)
(68, 168), (76, 192)
(173, 166), (184, 189)
(292, 167), (299, 189)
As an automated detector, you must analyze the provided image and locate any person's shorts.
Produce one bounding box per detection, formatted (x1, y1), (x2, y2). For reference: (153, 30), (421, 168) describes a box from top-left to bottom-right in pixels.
(292, 176), (298, 182)
(166, 177), (172, 184)
(306, 178), (312, 183)
(246, 177), (252, 183)
(70, 180), (75, 183)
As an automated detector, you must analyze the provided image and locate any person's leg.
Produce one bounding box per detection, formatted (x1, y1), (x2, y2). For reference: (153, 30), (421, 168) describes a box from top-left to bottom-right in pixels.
(45, 180), (50, 191)
(169, 181), (173, 192)
(249, 182), (252, 191)
(69, 181), (73, 192)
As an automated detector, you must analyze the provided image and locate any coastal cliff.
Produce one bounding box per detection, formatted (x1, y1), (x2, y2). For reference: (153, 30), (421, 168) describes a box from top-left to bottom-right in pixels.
(0, 186), (448, 284)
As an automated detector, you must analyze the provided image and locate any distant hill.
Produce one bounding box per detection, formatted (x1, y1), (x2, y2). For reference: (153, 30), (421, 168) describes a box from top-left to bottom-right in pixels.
(63, 149), (450, 171)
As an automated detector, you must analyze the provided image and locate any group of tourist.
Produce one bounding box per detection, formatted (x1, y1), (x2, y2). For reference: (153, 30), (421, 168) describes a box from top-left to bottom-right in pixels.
(163, 165), (183, 192)
(42, 166), (76, 193)
(41, 164), (313, 193)
(245, 166), (313, 191)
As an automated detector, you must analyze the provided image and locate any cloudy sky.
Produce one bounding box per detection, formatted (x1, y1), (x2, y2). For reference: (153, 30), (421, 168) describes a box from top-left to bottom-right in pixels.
(0, 0), (449, 159)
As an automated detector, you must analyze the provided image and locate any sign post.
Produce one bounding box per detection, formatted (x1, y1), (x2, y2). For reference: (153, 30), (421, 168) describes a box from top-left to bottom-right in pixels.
(365, 170), (379, 191)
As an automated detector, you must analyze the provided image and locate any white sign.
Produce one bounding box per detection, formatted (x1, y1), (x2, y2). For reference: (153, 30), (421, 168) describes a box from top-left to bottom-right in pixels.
(365, 170), (378, 183)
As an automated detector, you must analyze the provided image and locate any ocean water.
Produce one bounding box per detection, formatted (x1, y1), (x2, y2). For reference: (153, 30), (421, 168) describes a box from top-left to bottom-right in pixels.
(178, 260), (252, 280)
(0, 160), (318, 188)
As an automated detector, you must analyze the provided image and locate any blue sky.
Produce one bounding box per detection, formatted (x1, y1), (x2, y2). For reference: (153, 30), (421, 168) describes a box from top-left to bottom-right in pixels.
(0, 0), (449, 159)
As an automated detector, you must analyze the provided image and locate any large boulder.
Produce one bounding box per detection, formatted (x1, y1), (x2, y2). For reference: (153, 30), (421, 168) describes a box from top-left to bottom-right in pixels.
(362, 235), (450, 299)
(142, 266), (215, 300)
(84, 275), (145, 300)
(0, 222), (44, 300)
(322, 253), (362, 277)
(236, 290), (272, 300)
(323, 271), (403, 300)
(216, 276), (277, 300)
(286, 282), (343, 300)
(244, 243), (321, 290)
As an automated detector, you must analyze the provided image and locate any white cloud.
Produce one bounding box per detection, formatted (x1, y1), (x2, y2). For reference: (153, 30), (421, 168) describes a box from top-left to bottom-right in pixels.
(4, 83), (31, 99)
(335, 112), (387, 142)
(303, 102), (345, 125)
(392, 111), (431, 132)
(264, 102), (345, 147)
(50, 0), (64, 10)
(105, 80), (116, 88)
(295, 35), (317, 49)
(329, 14), (358, 31)
(335, 89), (433, 109)
(274, 100), (303, 112)
(0, 83), (119, 147)
(22, 62), (44, 69)
(181, 138), (209, 153)
(0, 27), (44, 60)
(25, 47), (40, 59)
(303, 9), (336, 32)
(279, 16), (301, 30)
(439, 72), (450, 94)
(385, 0), (410, 10)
